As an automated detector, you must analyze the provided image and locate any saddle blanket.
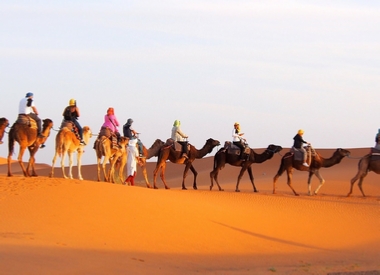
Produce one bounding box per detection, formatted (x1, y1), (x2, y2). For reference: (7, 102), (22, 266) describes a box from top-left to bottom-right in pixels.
(16, 114), (37, 129)
(370, 147), (380, 161)
(165, 138), (190, 152)
(223, 141), (250, 155)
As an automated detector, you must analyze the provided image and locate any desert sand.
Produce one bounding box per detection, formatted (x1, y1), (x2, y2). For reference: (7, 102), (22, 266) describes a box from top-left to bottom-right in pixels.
(0, 147), (379, 275)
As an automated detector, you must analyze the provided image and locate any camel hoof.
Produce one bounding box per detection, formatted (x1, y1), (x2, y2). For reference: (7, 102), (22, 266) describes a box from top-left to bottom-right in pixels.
(165, 187), (170, 190)
(219, 189), (224, 192)
(235, 189), (240, 192)
(193, 186), (197, 190)
(295, 194), (300, 196)
(154, 186), (159, 189)
(182, 187), (187, 190)
(253, 190), (258, 193)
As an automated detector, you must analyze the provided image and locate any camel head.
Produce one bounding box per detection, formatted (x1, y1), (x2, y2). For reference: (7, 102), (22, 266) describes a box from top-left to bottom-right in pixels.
(266, 144), (283, 154)
(42, 119), (53, 130)
(0, 117), (9, 127)
(335, 148), (350, 157)
(205, 138), (221, 152)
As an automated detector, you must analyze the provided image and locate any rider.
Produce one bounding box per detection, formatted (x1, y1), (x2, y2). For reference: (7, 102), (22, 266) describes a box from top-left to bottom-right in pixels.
(375, 129), (380, 150)
(19, 92), (45, 148)
(171, 120), (189, 159)
(62, 99), (85, 145)
(102, 107), (120, 139)
(123, 118), (144, 157)
(232, 122), (246, 160)
(293, 129), (310, 167)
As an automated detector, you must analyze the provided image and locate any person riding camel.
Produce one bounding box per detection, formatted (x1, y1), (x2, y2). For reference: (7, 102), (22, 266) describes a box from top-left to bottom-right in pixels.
(171, 120), (189, 159)
(18, 92), (45, 148)
(123, 118), (144, 157)
(232, 122), (246, 160)
(374, 129), (380, 150)
(293, 129), (311, 167)
(62, 99), (85, 145)
(102, 107), (120, 138)
(94, 107), (121, 149)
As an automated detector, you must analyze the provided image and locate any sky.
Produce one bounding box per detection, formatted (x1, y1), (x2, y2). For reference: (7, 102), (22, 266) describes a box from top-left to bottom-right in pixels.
(1, 0), (380, 166)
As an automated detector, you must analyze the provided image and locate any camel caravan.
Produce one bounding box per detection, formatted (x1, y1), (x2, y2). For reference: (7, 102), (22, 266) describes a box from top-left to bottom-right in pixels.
(2, 93), (380, 196)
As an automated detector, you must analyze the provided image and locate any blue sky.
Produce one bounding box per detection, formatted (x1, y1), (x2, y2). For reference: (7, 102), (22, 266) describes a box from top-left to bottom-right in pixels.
(1, 1), (380, 166)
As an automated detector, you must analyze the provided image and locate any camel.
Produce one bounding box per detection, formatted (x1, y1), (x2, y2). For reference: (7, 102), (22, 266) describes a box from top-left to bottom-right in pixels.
(95, 136), (129, 183)
(153, 138), (221, 190)
(210, 144), (283, 192)
(0, 117), (9, 144)
(49, 126), (92, 180)
(138, 139), (165, 188)
(348, 153), (380, 197)
(273, 147), (351, 196)
(7, 118), (53, 177)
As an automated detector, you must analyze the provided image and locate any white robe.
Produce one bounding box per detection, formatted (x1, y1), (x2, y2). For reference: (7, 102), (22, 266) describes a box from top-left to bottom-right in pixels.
(127, 143), (138, 177)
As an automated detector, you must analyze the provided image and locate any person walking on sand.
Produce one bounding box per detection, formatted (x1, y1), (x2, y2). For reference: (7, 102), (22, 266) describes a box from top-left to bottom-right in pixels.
(124, 138), (139, 186)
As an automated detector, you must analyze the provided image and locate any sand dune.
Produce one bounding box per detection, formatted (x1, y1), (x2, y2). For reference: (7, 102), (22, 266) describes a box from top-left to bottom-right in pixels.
(0, 148), (379, 274)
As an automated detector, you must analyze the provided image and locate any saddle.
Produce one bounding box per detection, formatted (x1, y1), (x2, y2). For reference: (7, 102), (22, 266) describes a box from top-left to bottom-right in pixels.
(370, 147), (380, 161)
(60, 120), (81, 141)
(223, 141), (251, 156)
(290, 146), (315, 162)
(94, 127), (120, 149)
(165, 138), (190, 153)
(16, 114), (37, 129)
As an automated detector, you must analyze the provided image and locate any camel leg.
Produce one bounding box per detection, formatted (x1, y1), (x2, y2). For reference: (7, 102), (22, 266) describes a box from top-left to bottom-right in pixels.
(29, 151), (38, 177)
(17, 146), (29, 177)
(141, 166), (152, 188)
(26, 147), (38, 177)
(307, 171), (314, 196)
(50, 152), (59, 178)
(210, 167), (224, 191)
(159, 162), (170, 189)
(348, 171), (366, 197)
(235, 166), (248, 192)
(286, 169), (299, 196)
(68, 151), (74, 179)
(97, 157), (102, 181)
(183, 164), (197, 190)
(102, 156), (110, 182)
(77, 150), (83, 180)
(313, 170), (325, 195)
(247, 166), (258, 193)
(357, 177), (366, 197)
(60, 151), (69, 179)
(152, 165), (160, 189)
(7, 154), (13, 177)
(273, 163), (286, 194)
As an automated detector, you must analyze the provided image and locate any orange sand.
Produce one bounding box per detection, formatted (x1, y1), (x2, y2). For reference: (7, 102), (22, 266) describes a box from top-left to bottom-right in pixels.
(0, 148), (379, 274)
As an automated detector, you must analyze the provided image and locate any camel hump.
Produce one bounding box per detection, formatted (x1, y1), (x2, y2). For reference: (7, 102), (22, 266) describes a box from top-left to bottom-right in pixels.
(16, 114), (37, 129)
